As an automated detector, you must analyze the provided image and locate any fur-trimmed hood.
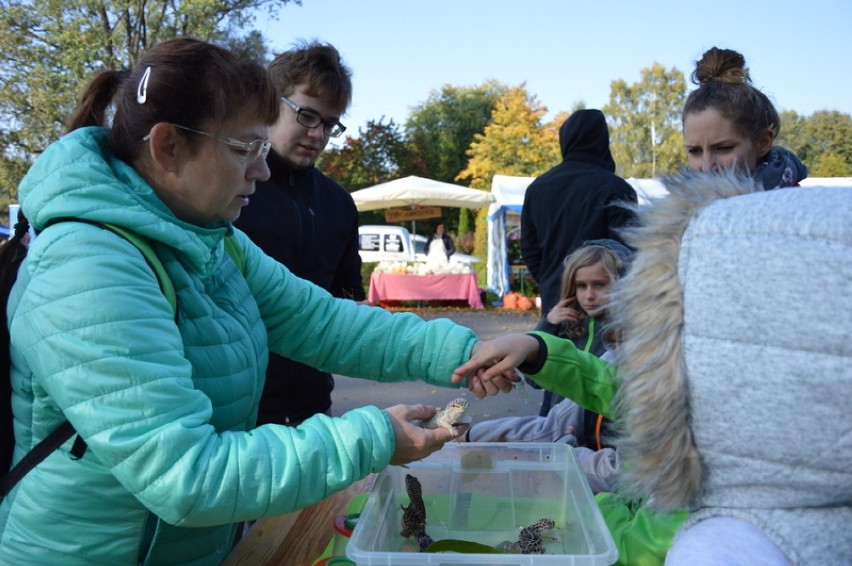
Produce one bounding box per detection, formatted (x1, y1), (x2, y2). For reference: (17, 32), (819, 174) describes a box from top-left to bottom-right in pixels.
(608, 171), (852, 561)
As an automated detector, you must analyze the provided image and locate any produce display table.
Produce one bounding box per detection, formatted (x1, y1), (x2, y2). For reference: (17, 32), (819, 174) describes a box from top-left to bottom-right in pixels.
(367, 272), (484, 309)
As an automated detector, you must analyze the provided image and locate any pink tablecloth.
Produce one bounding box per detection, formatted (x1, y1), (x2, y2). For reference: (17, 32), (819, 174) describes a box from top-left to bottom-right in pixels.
(368, 272), (484, 309)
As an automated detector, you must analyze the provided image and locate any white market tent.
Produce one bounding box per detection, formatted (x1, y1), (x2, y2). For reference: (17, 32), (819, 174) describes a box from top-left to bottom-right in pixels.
(485, 175), (852, 297)
(350, 175), (495, 211)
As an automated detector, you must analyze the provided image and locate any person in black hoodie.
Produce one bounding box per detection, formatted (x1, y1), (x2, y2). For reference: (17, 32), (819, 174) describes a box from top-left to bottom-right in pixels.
(520, 109), (637, 323)
(520, 109), (637, 415)
(234, 41), (364, 425)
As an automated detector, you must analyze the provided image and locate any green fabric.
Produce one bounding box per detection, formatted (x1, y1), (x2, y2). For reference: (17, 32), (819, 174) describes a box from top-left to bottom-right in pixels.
(526, 331), (617, 418)
(1, 127), (477, 565)
(596, 493), (687, 566)
(525, 331), (690, 564)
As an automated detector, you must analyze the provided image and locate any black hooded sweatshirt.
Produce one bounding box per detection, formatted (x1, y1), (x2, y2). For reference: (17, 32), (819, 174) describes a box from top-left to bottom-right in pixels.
(520, 109), (637, 314)
(234, 150), (365, 424)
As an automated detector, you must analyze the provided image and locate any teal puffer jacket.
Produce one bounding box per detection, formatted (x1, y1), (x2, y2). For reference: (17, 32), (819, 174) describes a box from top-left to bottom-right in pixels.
(0, 127), (476, 565)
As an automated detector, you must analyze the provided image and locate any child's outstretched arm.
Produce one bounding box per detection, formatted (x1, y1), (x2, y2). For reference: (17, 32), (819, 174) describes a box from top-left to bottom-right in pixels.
(452, 334), (541, 385)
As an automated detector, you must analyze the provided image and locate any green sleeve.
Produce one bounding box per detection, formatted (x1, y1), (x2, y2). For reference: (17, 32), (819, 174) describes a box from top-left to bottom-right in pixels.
(524, 331), (618, 418)
(596, 493), (688, 566)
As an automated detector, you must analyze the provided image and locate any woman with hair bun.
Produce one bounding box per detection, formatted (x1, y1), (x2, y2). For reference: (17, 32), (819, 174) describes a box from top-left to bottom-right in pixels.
(682, 47), (808, 188)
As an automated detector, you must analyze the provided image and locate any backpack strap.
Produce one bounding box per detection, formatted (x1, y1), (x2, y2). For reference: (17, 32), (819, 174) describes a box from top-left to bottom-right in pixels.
(1, 421), (75, 497)
(3, 222), (243, 495)
(99, 223), (178, 318)
(2, 220), (179, 496)
(224, 234), (245, 274)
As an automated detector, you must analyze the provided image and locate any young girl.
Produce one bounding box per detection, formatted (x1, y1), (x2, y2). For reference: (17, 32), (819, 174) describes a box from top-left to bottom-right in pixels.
(465, 239), (630, 493)
(535, 239), (630, 418)
(682, 47), (808, 188)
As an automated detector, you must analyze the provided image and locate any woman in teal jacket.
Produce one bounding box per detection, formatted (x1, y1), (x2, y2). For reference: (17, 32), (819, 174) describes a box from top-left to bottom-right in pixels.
(0, 39), (514, 565)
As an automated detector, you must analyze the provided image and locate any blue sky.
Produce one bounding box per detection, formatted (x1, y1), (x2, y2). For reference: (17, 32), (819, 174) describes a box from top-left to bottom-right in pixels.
(254, 0), (852, 148)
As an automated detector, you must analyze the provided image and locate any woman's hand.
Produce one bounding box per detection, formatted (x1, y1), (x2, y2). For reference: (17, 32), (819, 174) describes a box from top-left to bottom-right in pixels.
(546, 297), (583, 326)
(451, 334), (541, 397)
(385, 404), (455, 465)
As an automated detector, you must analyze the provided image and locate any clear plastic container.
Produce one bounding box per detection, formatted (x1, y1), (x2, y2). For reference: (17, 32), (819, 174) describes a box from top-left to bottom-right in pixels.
(347, 443), (617, 565)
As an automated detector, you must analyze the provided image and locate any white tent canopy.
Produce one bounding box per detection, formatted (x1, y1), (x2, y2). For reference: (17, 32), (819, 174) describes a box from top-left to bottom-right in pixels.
(486, 175), (852, 297)
(350, 175), (495, 212)
(485, 175), (672, 296)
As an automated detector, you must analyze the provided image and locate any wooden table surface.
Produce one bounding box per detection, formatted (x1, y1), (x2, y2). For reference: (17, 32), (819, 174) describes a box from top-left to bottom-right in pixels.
(223, 474), (377, 566)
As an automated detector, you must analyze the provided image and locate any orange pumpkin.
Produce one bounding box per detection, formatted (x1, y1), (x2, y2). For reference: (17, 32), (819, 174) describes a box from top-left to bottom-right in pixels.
(502, 292), (519, 309)
(517, 295), (534, 311)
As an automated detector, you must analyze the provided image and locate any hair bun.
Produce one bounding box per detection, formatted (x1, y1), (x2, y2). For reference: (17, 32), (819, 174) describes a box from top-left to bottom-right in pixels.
(692, 47), (750, 86)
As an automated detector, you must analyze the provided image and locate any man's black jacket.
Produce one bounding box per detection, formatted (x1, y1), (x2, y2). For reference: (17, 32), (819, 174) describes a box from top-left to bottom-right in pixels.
(235, 150), (364, 424)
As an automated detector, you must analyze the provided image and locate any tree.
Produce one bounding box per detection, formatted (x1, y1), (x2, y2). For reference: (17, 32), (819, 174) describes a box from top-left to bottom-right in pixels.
(318, 117), (421, 190)
(458, 84), (562, 190)
(0, 0), (293, 208)
(406, 81), (508, 185)
(777, 110), (852, 176)
(456, 84), (564, 283)
(317, 118), (423, 226)
(603, 63), (686, 178)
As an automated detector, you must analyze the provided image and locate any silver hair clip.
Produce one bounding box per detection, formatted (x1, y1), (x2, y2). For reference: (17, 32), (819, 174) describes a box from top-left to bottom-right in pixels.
(136, 66), (151, 104)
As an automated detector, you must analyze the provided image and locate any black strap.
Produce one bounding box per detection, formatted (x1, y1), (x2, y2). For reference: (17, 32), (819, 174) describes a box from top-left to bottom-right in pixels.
(1, 421), (76, 497)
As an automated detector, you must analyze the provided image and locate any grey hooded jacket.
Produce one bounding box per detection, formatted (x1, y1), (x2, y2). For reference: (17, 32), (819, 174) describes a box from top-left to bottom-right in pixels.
(610, 172), (852, 564)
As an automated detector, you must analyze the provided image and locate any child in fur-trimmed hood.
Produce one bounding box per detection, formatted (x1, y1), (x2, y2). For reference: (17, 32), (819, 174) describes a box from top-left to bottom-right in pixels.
(456, 171), (851, 565)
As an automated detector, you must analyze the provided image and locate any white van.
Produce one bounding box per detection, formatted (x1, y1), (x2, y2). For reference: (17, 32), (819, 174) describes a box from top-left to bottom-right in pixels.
(358, 225), (480, 264)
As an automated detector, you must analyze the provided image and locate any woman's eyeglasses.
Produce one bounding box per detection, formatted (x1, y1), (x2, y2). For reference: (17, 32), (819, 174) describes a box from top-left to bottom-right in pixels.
(142, 124), (272, 163)
(280, 97), (346, 138)
(169, 124), (271, 162)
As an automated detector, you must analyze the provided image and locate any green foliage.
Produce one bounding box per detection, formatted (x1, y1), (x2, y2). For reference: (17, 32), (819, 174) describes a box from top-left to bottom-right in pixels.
(458, 84), (562, 190)
(810, 152), (850, 176)
(472, 207), (489, 286)
(0, 155), (28, 218)
(0, 0), (289, 190)
(604, 63), (687, 178)
(360, 261), (378, 290)
(317, 118), (422, 191)
(456, 208), (473, 253)
(406, 81), (508, 185)
(777, 110), (852, 176)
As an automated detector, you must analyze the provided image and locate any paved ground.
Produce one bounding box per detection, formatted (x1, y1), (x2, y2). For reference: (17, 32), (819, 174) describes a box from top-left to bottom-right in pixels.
(331, 307), (546, 422)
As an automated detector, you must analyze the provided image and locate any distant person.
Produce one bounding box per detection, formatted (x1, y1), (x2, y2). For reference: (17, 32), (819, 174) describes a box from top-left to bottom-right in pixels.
(520, 109), (637, 322)
(424, 222), (455, 261)
(682, 46), (807, 188)
(235, 41), (364, 426)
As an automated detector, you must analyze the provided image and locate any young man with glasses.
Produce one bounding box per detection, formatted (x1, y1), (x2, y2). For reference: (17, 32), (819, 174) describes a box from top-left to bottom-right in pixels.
(234, 41), (365, 426)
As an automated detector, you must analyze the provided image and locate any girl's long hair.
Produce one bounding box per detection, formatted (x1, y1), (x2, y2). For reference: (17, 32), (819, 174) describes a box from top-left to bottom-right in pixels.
(557, 245), (625, 339)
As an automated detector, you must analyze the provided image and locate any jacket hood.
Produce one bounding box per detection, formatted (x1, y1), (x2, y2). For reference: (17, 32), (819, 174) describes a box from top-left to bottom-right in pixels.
(610, 171), (852, 514)
(559, 109), (616, 172)
(582, 238), (633, 272)
(18, 127), (230, 277)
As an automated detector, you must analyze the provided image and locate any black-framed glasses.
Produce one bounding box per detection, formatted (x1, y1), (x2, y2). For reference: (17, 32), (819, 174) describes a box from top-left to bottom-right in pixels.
(171, 124), (271, 162)
(280, 97), (346, 138)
